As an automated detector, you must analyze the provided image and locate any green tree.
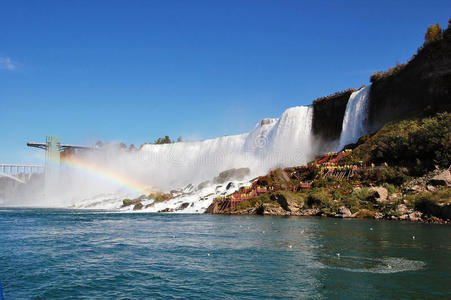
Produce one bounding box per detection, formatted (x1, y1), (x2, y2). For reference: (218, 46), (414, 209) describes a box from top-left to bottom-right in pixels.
(154, 136), (172, 144)
(425, 23), (442, 42)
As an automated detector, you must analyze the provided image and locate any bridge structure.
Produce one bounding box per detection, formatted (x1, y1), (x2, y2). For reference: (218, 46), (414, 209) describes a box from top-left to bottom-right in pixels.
(0, 136), (94, 185)
(0, 164), (44, 184)
(26, 136), (93, 186)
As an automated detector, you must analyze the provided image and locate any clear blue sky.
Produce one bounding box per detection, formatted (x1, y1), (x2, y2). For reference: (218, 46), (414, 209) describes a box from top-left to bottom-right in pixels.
(1, 0), (450, 163)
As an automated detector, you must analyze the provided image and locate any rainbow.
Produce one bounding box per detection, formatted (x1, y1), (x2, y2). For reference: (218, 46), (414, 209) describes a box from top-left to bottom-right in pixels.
(60, 155), (154, 195)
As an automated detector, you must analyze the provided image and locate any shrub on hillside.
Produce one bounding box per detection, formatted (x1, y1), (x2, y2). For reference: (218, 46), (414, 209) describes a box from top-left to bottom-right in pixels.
(306, 188), (337, 213)
(412, 189), (451, 210)
(371, 20), (450, 82)
(425, 23), (443, 43)
(354, 209), (375, 219)
(352, 112), (450, 175)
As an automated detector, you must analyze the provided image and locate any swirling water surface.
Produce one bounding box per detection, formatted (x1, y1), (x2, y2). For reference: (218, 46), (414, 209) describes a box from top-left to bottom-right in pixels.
(0, 209), (450, 299)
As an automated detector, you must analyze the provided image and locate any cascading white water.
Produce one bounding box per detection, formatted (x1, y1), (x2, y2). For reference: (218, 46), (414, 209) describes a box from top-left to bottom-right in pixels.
(339, 86), (370, 148)
(137, 105), (315, 189)
(64, 105), (315, 211)
(5, 105), (315, 211)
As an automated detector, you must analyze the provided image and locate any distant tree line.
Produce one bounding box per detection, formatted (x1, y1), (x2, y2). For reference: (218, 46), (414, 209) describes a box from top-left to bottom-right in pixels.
(94, 136), (183, 151)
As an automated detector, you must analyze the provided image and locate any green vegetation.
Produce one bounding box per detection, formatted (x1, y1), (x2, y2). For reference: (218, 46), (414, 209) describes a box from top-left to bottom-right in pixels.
(139, 136), (183, 149)
(354, 209), (375, 219)
(234, 190), (305, 212)
(345, 112), (450, 175)
(235, 193), (272, 211)
(149, 191), (173, 202)
(313, 88), (356, 104)
(122, 199), (133, 206)
(425, 23), (443, 43)
(154, 136), (172, 144)
(307, 188), (336, 212)
(370, 62), (407, 82)
(383, 183), (396, 194)
(408, 189), (451, 210)
(211, 18), (450, 222)
(217, 111), (450, 221)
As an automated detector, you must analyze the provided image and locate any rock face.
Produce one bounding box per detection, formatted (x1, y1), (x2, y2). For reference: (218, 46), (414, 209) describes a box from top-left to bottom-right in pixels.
(213, 168), (250, 184)
(312, 91), (353, 148)
(205, 202), (219, 214)
(368, 34), (451, 132)
(428, 169), (451, 187)
(369, 186), (388, 203)
(335, 206), (352, 218)
(257, 203), (287, 215)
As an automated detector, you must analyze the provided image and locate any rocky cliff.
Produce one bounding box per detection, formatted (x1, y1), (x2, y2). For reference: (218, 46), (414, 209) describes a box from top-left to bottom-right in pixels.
(312, 90), (354, 144)
(368, 28), (451, 132)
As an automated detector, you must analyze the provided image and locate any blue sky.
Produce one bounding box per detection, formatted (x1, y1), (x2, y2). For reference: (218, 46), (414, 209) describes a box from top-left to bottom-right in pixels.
(1, 0), (450, 163)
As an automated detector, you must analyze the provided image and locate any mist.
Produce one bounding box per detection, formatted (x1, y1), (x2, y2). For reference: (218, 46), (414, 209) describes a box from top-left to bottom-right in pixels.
(1, 104), (318, 209)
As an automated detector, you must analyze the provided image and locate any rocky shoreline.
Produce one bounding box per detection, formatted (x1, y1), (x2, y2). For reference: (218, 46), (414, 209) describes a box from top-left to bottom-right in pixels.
(210, 205), (450, 224)
(206, 113), (451, 224)
(206, 165), (451, 224)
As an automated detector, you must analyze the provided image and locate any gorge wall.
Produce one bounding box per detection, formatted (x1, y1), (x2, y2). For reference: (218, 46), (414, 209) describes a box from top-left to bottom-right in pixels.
(311, 91), (353, 145)
(368, 30), (451, 132)
(311, 29), (451, 149)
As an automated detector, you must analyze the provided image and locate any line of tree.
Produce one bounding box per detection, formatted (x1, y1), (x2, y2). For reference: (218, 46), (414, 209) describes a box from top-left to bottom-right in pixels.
(94, 136), (183, 151)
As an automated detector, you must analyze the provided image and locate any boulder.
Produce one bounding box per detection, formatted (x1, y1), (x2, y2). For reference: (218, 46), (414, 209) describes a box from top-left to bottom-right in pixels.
(369, 186), (388, 203)
(270, 193), (290, 212)
(374, 212), (384, 219)
(427, 185), (437, 191)
(397, 204), (409, 215)
(335, 206), (352, 218)
(176, 202), (190, 211)
(259, 203), (288, 215)
(408, 211), (422, 222)
(213, 168), (250, 184)
(122, 198), (143, 208)
(158, 207), (174, 213)
(399, 214), (409, 220)
(122, 199), (134, 207)
(226, 182), (235, 190)
(133, 202), (143, 211)
(409, 185), (425, 193)
(428, 169), (451, 187)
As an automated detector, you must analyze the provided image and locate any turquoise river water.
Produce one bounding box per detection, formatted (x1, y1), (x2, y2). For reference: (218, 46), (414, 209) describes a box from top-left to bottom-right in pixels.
(0, 209), (450, 299)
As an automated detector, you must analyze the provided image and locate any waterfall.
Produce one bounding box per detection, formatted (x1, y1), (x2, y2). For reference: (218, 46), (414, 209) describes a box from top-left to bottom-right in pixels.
(136, 105), (315, 189)
(339, 86), (370, 148)
(5, 104), (316, 210)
